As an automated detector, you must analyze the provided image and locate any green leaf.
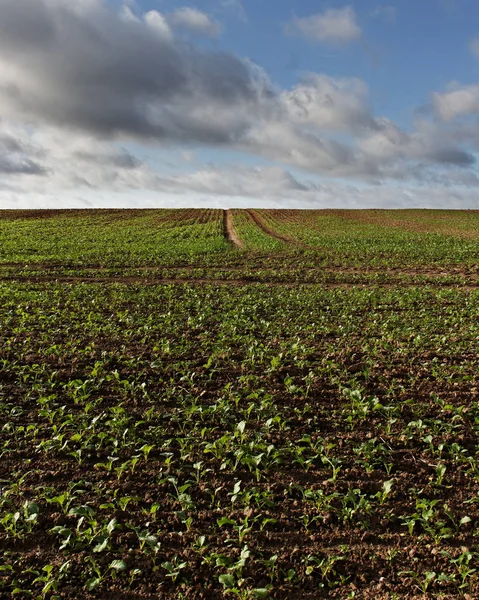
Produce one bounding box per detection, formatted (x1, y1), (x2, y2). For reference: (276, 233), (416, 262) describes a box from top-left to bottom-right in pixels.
(109, 560), (127, 572)
(0, 565), (14, 572)
(93, 537), (109, 553)
(85, 578), (101, 591)
(383, 480), (394, 495)
(217, 517), (236, 527)
(215, 555), (231, 568)
(24, 502), (40, 517)
(219, 573), (236, 589)
(106, 518), (117, 534)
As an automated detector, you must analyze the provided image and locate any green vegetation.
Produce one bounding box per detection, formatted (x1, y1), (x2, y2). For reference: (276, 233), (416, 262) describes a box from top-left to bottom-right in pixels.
(0, 209), (227, 266)
(1, 209), (479, 598)
(254, 209), (479, 267)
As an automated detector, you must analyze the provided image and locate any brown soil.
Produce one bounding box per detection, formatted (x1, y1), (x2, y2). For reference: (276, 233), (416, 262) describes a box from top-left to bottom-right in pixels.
(2, 274), (478, 288)
(2, 308), (479, 599)
(1, 263), (479, 276)
(223, 209), (244, 249)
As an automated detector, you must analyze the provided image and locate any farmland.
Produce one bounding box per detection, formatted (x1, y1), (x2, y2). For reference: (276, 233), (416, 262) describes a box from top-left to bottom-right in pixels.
(2, 209), (479, 599)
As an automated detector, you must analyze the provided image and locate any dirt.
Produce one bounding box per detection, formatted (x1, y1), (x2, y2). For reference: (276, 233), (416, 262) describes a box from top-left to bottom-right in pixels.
(2, 273), (479, 288)
(1, 262), (479, 276)
(223, 209), (244, 249)
(2, 338), (479, 598)
(2, 210), (479, 598)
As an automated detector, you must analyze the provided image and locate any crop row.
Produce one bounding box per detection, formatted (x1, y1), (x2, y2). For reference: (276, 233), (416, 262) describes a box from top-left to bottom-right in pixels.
(1, 281), (479, 598)
(3, 210), (479, 270)
(0, 210), (228, 267)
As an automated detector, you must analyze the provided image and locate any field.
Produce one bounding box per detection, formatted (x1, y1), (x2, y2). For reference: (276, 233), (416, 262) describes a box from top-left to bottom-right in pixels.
(2, 209), (479, 599)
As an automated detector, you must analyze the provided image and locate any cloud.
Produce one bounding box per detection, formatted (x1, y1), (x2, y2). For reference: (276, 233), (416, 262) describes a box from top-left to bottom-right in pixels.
(357, 117), (475, 169)
(0, 123), (47, 176)
(0, 0), (478, 208)
(4, 168), (479, 210)
(0, 0), (271, 143)
(171, 165), (310, 197)
(170, 7), (221, 38)
(0, 155), (46, 176)
(432, 83), (479, 120)
(144, 11), (174, 40)
(282, 74), (375, 132)
(285, 7), (361, 46)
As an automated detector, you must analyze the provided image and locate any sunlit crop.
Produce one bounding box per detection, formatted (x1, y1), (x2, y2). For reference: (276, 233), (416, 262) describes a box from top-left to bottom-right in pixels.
(1, 209), (479, 598)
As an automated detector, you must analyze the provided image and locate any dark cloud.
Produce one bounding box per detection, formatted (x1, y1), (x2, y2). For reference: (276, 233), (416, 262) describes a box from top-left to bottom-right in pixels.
(428, 147), (475, 166)
(72, 148), (142, 170)
(0, 157), (47, 176)
(0, 0), (271, 143)
(0, 0), (477, 192)
(0, 129), (47, 175)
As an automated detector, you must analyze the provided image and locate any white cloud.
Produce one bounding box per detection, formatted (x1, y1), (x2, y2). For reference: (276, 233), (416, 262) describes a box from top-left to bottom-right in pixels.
(144, 10), (174, 40)
(285, 7), (361, 46)
(0, 0), (478, 209)
(282, 74), (374, 132)
(433, 83), (479, 120)
(3, 167), (479, 210)
(170, 7), (221, 38)
(119, 5), (140, 24)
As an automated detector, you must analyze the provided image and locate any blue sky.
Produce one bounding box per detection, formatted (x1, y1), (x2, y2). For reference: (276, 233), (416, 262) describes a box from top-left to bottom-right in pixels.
(140, 0), (479, 113)
(2, 0), (479, 208)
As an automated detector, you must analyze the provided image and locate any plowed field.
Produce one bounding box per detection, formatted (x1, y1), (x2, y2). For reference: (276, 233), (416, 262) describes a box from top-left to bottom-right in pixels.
(2, 209), (479, 599)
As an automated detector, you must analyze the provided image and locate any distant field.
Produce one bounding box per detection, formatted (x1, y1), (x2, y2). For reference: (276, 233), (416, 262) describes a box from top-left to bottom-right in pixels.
(2, 210), (479, 599)
(1, 209), (479, 270)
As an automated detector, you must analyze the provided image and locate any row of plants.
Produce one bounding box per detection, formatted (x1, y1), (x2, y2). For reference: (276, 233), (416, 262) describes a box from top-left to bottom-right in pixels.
(1, 281), (479, 597)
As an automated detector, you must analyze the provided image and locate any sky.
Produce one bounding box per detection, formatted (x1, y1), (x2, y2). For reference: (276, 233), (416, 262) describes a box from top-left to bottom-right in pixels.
(3, 0), (479, 208)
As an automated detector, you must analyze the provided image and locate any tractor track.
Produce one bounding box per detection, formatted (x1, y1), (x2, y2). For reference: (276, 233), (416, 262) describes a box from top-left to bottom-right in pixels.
(223, 209), (244, 249)
(2, 274), (479, 289)
(246, 210), (311, 248)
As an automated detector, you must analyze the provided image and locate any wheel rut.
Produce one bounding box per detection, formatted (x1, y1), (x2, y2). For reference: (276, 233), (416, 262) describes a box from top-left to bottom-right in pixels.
(223, 210), (244, 249)
(246, 210), (311, 248)
(2, 274), (479, 289)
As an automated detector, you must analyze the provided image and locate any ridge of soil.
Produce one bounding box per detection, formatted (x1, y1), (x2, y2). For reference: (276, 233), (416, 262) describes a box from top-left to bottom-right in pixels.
(1, 274), (478, 288)
(1, 263), (478, 276)
(246, 210), (311, 247)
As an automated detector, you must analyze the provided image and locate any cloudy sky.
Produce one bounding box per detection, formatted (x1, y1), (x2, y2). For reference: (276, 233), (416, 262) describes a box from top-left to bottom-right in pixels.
(2, 0), (479, 208)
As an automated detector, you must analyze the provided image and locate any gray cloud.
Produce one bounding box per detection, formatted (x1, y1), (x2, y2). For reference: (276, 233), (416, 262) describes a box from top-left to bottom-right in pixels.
(0, 156), (46, 176)
(0, 126), (47, 175)
(0, 0), (271, 143)
(428, 147), (475, 166)
(0, 0), (478, 201)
